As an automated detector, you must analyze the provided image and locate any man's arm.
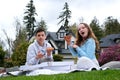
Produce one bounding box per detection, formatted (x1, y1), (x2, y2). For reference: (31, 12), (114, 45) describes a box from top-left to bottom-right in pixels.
(26, 45), (39, 65)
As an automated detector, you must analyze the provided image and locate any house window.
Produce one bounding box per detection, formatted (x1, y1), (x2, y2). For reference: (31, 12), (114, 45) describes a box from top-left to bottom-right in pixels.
(60, 32), (64, 38)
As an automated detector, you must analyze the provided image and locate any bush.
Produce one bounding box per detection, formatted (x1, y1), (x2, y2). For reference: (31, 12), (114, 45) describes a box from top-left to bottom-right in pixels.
(11, 42), (30, 66)
(53, 54), (63, 61)
(0, 46), (6, 67)
(4, 58), (13, 68)
(98, 44), (120, 66)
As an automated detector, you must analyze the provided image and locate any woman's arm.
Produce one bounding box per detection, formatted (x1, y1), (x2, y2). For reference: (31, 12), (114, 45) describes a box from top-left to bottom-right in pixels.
(75, 38), (96, 59)
(68, 43), (78, 57)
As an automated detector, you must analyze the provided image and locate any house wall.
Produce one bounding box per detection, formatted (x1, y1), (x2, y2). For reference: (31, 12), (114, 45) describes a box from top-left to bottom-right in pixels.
(57, 30), (66, 40)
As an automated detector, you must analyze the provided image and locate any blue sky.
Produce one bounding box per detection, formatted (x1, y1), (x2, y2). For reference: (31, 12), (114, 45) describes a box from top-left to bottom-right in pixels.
(0, 0), (120, 42)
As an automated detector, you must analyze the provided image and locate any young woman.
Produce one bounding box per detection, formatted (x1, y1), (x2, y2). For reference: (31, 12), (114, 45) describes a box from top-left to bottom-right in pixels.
(65, 23), (100, 70)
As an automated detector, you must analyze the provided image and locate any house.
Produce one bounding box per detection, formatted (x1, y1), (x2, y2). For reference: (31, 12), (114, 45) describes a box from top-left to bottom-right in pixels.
(46, 26), (76, 60)
(100, 33), (120, 53)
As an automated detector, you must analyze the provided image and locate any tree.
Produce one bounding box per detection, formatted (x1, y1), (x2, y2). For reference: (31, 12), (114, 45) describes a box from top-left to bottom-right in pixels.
(2, 29), (13, 58)
(23, 0), (37, 40)
(103, 16), (120, 36)
(69, 23), (77, 35)
(79, 17), (84, 23)
(12, 42), (29, 66)
(90, 17), (104, 40)
(0, 39), (6, 67)
(0, 45), (6, 67)
(11, 19), (29, 66)
(0, 38), (5, 49)
(57, 2), (71, 30)
(12, 19), (27, 52)
(36, 18), (47, 31)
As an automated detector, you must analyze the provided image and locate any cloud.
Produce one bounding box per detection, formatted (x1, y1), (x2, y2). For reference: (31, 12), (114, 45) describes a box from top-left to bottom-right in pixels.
(0, 0), (120, 41)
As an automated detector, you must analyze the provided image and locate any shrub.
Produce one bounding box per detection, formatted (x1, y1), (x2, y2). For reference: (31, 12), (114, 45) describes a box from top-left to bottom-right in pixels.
(98, 44), (120, 66)
(0, 46), (6, 67)
(11, 42), (30, 66)
(4, 58), (13, 68)
(53, 54), (63, 61)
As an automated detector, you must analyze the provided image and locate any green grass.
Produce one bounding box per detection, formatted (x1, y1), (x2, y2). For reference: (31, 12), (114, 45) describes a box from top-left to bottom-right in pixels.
(0, 70), (120, 80)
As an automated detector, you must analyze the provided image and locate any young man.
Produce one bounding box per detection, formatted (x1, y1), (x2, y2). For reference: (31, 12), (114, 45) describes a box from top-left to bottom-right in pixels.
(25, 28), (54, 65)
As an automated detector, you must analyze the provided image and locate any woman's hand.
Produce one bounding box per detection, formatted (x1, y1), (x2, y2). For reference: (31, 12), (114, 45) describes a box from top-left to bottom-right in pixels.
(64, 35), (71, 45)
(72, 44), (78, 48)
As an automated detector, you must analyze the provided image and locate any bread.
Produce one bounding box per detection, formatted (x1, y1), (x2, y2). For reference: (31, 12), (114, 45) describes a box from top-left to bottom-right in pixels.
(64, 35), (71, 42)
(46, 47), (54, 51)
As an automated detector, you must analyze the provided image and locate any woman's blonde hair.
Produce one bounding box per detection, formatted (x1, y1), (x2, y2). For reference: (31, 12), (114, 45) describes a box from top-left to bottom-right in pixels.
(75, 23), (100, 50)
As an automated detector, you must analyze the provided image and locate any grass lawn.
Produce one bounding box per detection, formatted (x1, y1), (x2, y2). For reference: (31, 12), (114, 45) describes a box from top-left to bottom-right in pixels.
(0, 69), (120, 80)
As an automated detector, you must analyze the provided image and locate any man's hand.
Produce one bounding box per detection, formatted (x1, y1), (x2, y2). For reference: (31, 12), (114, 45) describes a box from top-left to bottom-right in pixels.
(46, 47), (54, 56)
(36, 51), (44, 59)
(64, 35), (71, 45)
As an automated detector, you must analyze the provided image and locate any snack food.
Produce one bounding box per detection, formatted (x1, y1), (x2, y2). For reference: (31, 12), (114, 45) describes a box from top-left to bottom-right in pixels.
(64, 35), (71, 42)
(46, 47), (54, 51)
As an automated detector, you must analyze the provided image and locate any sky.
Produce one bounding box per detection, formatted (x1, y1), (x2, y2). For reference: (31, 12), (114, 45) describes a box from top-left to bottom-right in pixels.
(0, 0), (120, 42)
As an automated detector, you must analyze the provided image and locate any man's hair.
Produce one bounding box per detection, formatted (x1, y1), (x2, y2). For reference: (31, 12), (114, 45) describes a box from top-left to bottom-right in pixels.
(35, 27), (46, 36)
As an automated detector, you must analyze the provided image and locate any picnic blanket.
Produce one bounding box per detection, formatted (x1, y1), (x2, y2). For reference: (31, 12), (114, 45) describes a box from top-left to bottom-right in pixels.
(0, 61), (110, 77)
(20, 61), (91, 76)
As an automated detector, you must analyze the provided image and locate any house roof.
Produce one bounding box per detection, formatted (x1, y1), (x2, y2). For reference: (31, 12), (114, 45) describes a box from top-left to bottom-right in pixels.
(46, 32), (63, 41)
(56, 26), (65, 33)
(100, 33), (120, 48)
